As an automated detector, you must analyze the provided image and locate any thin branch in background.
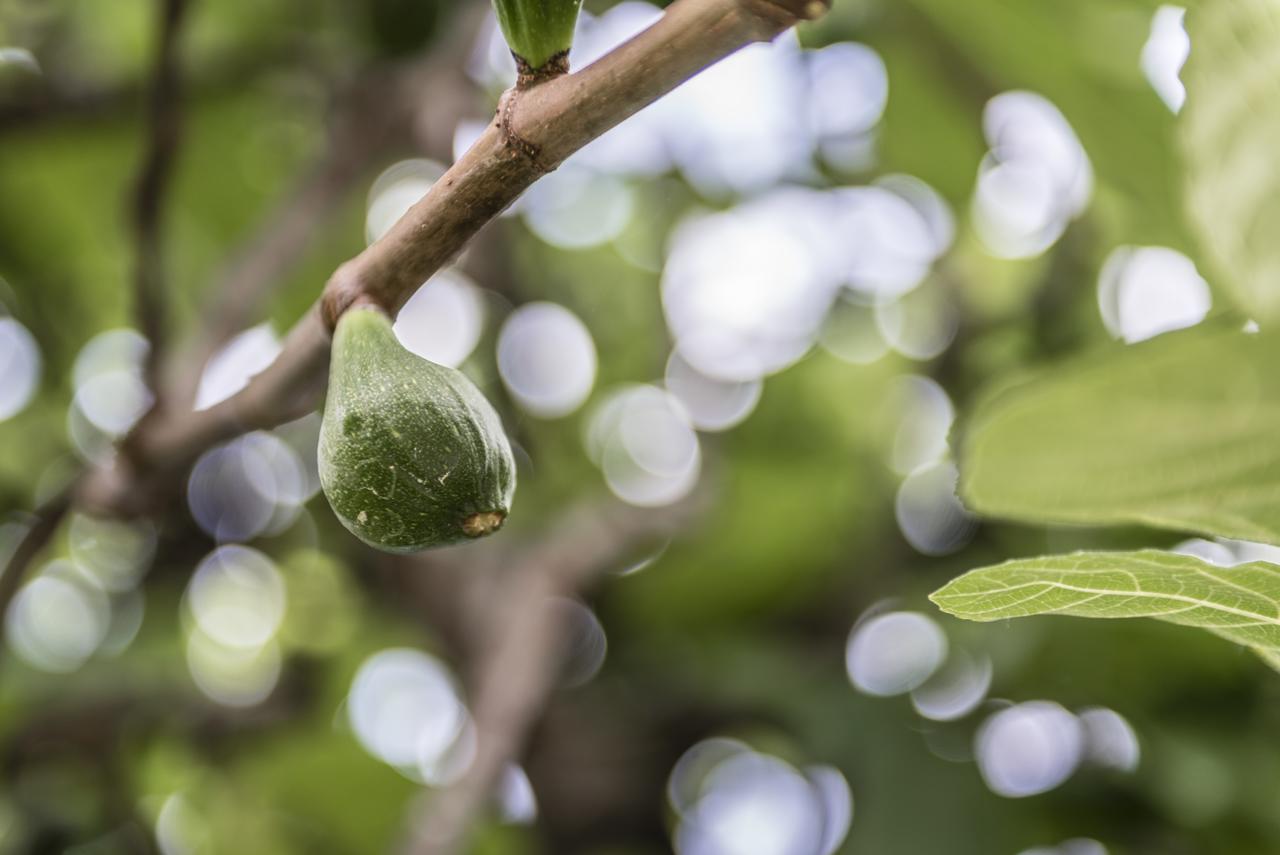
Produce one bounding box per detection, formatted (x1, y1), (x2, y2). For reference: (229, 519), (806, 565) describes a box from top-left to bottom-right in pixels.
(130, 0), (190, 394)
(0, 49), (294, 137)
(3, 664), (317, 773)
(0, 479), (78, 635)
(162, 69), (404, 410)
(407, 499), (694, 855)
(2, 660), (319, 852)
(166, 4), (486, 409)
(78, 0), (830, 518)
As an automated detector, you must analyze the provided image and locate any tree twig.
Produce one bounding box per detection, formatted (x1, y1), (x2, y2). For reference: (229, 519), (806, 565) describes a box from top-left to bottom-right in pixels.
(407, 499), (692, 855)
(130, 0), (190, 393)
(81, 0), (829, 517)
(0, 480), (78, 630)
(162, 66), (406, 410)
(165, 5), (488, 410)
(0, 49), (293, 136)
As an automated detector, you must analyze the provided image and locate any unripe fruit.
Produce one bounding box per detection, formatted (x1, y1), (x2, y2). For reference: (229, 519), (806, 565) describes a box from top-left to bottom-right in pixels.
(491, 0), (584, 76)
(318, 305), (516, 552)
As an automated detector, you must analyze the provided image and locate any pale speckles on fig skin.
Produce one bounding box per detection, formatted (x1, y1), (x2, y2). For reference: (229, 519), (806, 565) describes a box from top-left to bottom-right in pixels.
(318, 307), (516, 552)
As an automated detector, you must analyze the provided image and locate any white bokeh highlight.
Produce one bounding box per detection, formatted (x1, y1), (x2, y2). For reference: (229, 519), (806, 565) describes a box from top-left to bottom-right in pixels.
(1142, 6), (1189, 113)
(910, 649), (993, 722)
(0, 317), (40, 421)
(498, 302), (598, 418)
(366, 159), (446, 244)
(395, 270), (486, 368)
(1079, 706), (1141, 773)
(895, 462), (977, 556)
(664, 351), (762, 433)
(1097, 246), (1210, 344)
(5, 560), (110, 673)
(347, 648), (474, 784)
(976, 701), (1084, 798)
(587, 385), (701, 507)
(973, 92), (1092, 259)
(195, 324), (282, 411)
(186, 545), (286, 650)
(846, 611), (949, 697)
(72, 329), (152, 437)
(670, 741), (852, 855)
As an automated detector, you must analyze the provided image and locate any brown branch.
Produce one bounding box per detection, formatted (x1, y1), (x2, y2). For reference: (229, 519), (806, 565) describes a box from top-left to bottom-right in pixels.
(407, 499), (692, 855)
(162, 67), (408, 411)
(0, 47), (300, 137)
(0, 480), (77, 630)
(317, 0), (827, 327)
(165, 5), (488, 410)
(89, 310), (332, 515)
(79, 0), (830, 516)
(3, 665), (316, 773)
(130, 0), (190, 392)
(1, 661), (318, 852)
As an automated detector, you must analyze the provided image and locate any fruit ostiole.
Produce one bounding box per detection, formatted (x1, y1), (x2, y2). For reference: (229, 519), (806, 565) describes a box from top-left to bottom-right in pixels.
(318, 298), (517, 553)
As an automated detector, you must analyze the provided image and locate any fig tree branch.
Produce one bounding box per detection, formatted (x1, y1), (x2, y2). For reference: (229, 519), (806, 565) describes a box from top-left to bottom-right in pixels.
(163, 67), (416, 410)
(130, 0), (190, 393)
(0, 481), (77, 641)
(165, 5), (487, 410)
(0, 51), (283, 135)
(407, 499), (689, 855)
(80, 0), (830, 517)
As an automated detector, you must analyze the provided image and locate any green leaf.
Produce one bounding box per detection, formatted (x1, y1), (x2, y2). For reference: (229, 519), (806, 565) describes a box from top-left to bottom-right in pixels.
(1182, 0), (1280, 323)
(960, 323), (1280, 545)
(931, 550), (1280, 670)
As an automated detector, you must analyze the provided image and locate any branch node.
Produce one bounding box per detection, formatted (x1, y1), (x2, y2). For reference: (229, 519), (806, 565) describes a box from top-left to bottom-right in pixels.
(321, 263), (375, 332)
(496, 89), (548, 172)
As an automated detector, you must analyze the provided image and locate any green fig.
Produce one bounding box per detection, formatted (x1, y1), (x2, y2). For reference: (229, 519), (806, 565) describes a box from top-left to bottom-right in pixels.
(318, 305), (516, 552)
(491, 0), (584, 76)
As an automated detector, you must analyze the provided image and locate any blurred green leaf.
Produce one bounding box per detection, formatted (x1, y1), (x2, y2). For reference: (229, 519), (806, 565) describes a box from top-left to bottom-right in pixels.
(960, 323), (1280, 544)
(932, 549), (1280, 669)
(1182, 0), (1280, 323)
(903, 0), (1192, 250)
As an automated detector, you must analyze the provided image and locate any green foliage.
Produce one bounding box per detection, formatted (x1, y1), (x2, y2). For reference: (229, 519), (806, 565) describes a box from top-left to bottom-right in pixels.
(1182, 0), (1280, 324)
(932, 550), (1280, 670)
(925, 0), (1280, 683)
(899, 0), (1192, 250)
(958, 322), (1280, 545)
(943, 320), (1280, 660)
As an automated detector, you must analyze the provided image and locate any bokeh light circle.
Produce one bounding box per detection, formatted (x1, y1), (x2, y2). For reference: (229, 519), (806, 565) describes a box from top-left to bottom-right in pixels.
(0, 317), (41, 421)
(394, 269), (486, 368)
(846, 610), (949, 697)
(347, 648), (470, 779)
(498, 302), (598, 418)
(976, 701), (1084, 798)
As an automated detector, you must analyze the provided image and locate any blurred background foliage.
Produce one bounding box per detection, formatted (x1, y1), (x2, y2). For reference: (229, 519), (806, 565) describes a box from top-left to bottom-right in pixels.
(1, 0), (1278, 854)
